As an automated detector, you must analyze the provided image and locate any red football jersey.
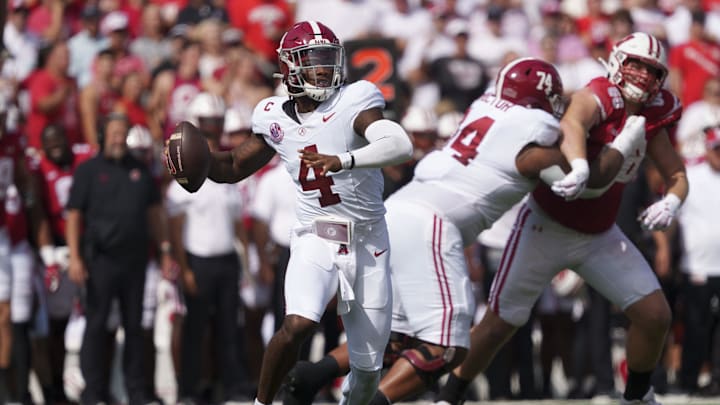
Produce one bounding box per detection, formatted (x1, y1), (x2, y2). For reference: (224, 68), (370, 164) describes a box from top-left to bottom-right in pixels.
(35, 144), (95, 242)
(532, 77), (682, 234)
(0, 132), (25, 229)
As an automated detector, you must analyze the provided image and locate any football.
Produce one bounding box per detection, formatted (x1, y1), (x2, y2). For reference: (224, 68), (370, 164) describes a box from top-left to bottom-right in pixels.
(165, 121), (211, 193)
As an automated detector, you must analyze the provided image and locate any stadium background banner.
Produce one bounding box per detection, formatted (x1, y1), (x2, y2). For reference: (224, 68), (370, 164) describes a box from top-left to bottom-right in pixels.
(344, 38), (401, 120)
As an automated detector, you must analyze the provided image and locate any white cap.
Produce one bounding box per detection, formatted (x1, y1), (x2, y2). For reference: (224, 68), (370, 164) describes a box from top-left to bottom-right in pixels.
(224, 107), (252, 133)
(186, 92), (226, 126)
(101, 11), (129, 35)
(437, 111), (464, 139)
(446, 18), (469, 37)
(126, 125), (153, 150)
(401, 105), (437, 132)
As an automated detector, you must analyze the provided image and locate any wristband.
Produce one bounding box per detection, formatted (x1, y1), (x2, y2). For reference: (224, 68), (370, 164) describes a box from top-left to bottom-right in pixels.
(664, 193), (682, 212)
(338, 152), (355, 170)
(570, 158), (589, 175)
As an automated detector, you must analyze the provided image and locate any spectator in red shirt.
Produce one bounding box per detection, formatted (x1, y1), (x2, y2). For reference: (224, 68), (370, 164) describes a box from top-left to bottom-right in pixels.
(113, 71), (160, 138)
(669, 10), (720, 106)
(228, 0), (292, 64)
(25, 0), (66, 44)
(79, 49), (118, 148)
(575, 0), (610, 49)
(25, 41), (83, 151)
(101, 11), (149, 86)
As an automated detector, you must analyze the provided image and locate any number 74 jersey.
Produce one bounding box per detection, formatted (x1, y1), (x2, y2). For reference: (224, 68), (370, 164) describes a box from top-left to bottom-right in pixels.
(252, 80), (387, 226)
(397, 93), (561, 244)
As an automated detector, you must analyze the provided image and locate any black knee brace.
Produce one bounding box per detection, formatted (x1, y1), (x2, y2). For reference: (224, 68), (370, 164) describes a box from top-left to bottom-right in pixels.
(400, 344), (457, 387)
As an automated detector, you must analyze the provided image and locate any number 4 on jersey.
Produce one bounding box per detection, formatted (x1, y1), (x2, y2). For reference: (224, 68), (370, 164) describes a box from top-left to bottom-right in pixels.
(449, 117), (494, 165)
(298, 144), (342, 207)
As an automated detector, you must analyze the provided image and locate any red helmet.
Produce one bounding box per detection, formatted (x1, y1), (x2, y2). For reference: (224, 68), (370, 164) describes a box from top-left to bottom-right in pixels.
(495, 57), (565, 117)
(276, 21), (345, 102)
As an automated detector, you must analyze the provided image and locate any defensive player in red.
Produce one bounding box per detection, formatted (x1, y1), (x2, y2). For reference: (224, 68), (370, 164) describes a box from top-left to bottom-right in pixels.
(435, 32), (686, 405)
(0, 94), (40, 403)
(33, 123), (95, 403)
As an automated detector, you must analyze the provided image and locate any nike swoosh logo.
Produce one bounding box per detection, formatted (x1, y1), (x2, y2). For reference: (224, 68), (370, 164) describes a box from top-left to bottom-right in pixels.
(323, 112), (336, 122)
(374, 249), (388, 257)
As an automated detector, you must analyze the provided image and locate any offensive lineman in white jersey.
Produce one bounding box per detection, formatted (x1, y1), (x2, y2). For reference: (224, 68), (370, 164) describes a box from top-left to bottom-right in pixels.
(203, 21), (413, 405)
(282, 58), (647, 405)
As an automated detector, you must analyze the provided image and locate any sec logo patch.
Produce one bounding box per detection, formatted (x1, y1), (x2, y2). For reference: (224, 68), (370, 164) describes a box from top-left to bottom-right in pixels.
(269, 123), (284, 143)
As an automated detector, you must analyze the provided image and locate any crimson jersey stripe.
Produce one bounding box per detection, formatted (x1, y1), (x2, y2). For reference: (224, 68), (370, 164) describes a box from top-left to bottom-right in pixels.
(489, 205), (532, 313)
(435, 216), (453, 346)
(431, 216), (448, 345)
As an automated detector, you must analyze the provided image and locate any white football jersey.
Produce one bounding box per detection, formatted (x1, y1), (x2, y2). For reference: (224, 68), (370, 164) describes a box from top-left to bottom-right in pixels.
(252, 80), (386, 226)
(389, 93), (560, 244)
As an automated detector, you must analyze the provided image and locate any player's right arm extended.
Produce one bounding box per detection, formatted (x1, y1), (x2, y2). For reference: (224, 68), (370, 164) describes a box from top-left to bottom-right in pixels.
(208, 135), (276, 183)
(550, 89), (602, 198)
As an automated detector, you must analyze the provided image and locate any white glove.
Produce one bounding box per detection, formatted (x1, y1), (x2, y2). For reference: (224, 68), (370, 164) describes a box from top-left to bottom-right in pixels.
(551, 158), (589, 200)
(638, 194), (682, 231)
(610, 115), (646, 159)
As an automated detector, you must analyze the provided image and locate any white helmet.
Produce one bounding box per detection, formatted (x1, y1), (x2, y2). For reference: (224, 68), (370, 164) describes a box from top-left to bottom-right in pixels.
(186, 92), (226, 126)
(603, 32), (668, 104)
(401, 105), (437, 133)
(126, 125), (153, 150)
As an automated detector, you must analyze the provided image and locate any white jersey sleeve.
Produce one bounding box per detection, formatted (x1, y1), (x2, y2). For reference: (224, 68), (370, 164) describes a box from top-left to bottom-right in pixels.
(251, 81), (388, 226)
(165, 181), (190, 217)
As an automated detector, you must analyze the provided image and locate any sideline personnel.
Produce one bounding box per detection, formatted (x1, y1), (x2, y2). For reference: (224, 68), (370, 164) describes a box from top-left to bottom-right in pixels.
(66, 113), (172, 405)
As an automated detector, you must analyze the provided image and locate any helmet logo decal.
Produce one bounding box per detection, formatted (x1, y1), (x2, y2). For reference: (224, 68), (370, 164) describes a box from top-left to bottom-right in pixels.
(269, 123), (284, 144)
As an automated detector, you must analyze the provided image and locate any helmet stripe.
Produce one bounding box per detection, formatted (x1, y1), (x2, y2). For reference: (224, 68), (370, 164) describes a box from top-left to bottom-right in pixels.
(652, 35), (661, 58)
(496, 57), (534, 94)
(308, 20), (322, 37)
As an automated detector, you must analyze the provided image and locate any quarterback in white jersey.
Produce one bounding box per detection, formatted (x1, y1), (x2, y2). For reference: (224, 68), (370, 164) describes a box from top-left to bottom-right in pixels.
(252, 80), (387, 225)
(281, 58), (646, 405)
(201, 21), (412, 405)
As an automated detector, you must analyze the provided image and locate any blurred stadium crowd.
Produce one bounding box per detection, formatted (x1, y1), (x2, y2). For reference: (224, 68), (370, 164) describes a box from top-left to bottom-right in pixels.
(0, 0), (719, 404)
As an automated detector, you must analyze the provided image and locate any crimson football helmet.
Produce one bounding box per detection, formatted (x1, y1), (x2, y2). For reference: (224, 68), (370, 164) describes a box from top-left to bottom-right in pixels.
(496, 57), (565, 117)
(276, 21), (345, 102)
(603, 32), (667, 104)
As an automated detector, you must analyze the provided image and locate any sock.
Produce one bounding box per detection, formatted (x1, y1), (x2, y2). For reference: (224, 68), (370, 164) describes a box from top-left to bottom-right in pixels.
(293, 356), (341, 390)
(11, 322), (30, 400)
(624, 369), (652, 401)
(286, 356), (341, 402)
(436, 372), (471, 405)
(314, 355), (342, 384)
(368, 390), (391, 405)
(0, 368), (7, 402)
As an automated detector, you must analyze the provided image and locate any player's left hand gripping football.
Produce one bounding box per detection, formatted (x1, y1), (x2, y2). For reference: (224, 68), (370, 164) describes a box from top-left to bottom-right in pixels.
(638, 194), (681, 231)
(551, 158), (589, 200)
(299, 149), (342, 176)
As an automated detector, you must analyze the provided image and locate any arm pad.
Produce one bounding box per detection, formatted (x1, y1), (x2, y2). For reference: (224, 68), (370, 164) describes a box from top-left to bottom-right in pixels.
(348, 119), (413, 169)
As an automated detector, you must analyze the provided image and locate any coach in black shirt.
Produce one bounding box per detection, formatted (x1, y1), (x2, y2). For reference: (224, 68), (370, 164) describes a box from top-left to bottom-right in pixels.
(66, 113), (171, 405)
